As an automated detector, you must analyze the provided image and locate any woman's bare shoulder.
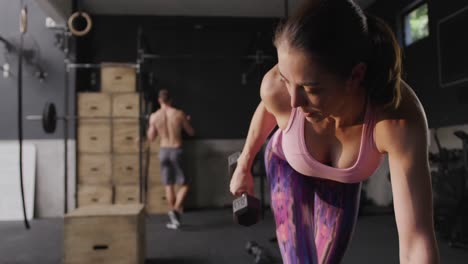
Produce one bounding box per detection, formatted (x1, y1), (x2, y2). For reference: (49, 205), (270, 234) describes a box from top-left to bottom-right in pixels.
(375, 80), (427, 121)
(260, 65), (291, 126)
(374, 80), (429, 152)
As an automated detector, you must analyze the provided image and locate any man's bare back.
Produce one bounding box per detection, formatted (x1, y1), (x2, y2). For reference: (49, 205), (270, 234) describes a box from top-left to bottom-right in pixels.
(147, 106), (194, 148)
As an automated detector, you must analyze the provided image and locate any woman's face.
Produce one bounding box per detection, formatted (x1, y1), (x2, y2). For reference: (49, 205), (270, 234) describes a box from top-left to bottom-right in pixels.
(277, 43), (356, 121)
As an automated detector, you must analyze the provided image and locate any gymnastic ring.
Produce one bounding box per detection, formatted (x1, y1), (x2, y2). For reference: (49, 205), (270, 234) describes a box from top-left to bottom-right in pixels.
(20, 7), (27, 34)
(67, 11), (92, 37)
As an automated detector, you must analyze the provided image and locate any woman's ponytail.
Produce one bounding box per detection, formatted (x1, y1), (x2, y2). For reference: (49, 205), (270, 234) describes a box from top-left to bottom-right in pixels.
(364, 14), (403, 109)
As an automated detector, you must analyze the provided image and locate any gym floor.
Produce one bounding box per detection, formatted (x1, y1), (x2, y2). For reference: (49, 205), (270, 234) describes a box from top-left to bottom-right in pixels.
(1, 209), (467, 264)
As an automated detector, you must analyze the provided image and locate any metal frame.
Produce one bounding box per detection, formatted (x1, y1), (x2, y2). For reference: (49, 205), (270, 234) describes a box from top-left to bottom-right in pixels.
(138, 52), (274, 62)
(137, 27), (145, 204)
(66, 62), (138, 70)
(64, 59), (69, 213)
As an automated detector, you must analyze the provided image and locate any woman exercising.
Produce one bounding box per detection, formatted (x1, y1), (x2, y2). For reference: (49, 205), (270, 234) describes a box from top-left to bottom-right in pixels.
(230, 0), (439, 263)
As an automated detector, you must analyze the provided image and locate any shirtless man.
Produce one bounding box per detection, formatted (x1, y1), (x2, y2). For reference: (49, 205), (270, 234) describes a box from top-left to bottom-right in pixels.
(147, 89), (195, 229)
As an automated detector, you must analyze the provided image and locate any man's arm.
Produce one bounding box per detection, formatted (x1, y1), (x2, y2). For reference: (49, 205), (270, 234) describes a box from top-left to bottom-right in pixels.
(378, 116), (439, 264)
(147, 113), (158, 141)
(181, 112), (195, 137)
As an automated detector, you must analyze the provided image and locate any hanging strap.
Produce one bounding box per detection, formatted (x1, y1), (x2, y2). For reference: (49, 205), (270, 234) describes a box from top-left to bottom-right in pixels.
(18, 2), (30, 230)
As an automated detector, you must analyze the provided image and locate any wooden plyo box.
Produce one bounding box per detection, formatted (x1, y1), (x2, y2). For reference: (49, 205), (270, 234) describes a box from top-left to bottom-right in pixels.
(78, 121), (111, 153)
(147, 153), (162, 184)
(78, 154), (112, 185)
(113, 154), (139, 184)
(64, 204), (145, 264)
(113, 121), (139, 153)
(77, 185), (113, 207)
(78, 93), (111, 117)
(115, 185), (140, 204)
(112, 93), (139, 117)
(146, 184), (169, 214)
(101, 63), (136, 93)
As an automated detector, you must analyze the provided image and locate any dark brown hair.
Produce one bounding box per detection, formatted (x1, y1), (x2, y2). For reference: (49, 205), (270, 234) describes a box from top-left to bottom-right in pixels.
(274, 0), (402, 109)
(158, 89), (171, 104)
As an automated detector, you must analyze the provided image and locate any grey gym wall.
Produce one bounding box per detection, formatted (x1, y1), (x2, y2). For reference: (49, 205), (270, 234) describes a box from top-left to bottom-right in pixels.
(34, 0), (71, 24)
(0, 0), (74, 139)
(0, 0), (75, 218)
(368, 0), (468, 128)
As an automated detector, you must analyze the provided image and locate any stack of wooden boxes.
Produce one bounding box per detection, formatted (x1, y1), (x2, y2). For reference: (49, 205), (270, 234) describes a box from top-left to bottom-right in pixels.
(66, 64), (150, 264)
(77, 63), (141, 207)
(76, 63), (171, 214)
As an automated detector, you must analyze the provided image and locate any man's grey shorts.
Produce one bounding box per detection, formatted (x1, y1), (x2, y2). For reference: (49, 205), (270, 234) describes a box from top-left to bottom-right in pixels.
(158, 147), (188, 185)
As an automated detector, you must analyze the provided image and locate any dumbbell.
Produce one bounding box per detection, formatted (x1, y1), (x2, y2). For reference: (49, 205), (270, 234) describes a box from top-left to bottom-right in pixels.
(233, 193), (261, 226)
(228, 152), (261, 227)
(246, 241), (273, 264)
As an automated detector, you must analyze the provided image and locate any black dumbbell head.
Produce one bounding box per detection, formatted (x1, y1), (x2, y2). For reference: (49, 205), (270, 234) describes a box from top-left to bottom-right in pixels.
(233, 193), (261, 226)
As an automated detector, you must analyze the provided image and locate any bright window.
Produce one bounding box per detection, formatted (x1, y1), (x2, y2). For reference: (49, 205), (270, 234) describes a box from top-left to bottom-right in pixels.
(403, 3), (429, 46)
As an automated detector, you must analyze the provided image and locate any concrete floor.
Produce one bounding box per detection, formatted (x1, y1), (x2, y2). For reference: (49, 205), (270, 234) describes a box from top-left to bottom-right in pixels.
(1, 209), (467, 264)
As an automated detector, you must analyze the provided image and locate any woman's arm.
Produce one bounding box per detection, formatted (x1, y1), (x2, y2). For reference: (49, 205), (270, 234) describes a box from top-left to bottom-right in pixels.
(236, 101), (277, 170)
(229, 101), (276, 196)
(230, 65), (291, 195)
(376, 100), (439, 263)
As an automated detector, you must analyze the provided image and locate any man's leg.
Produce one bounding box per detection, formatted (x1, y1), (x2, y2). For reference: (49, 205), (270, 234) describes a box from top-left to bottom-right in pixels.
(159, 148), (180, 229)
(165, 184), (182, 228)
(165, 185), (176, 210)
(160, 149), (176, 211)
(170, 148), (188, 225)
(174, 184), (189, 213)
